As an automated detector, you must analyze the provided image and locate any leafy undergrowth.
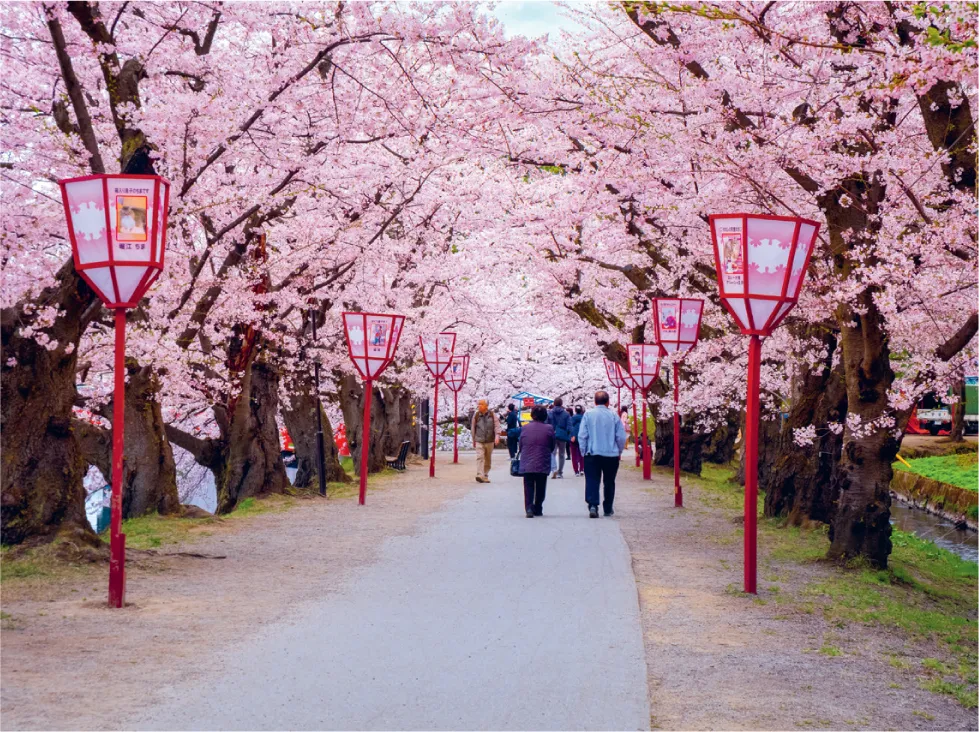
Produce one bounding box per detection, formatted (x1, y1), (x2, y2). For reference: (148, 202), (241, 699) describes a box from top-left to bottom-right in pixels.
(893, 452), (978, 492)
(687, 462), (979, 710)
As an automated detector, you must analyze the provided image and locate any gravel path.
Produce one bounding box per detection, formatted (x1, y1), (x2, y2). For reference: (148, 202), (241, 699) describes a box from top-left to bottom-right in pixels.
(3, 450), (975, 731)
(2, 454), (649, 731)
(127, 455), (649, 731)
(614, 458), (977, 732)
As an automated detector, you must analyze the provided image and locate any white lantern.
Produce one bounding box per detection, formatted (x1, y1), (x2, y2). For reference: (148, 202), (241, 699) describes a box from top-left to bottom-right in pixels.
(419, 332), (457, 379)
(652, 298), (704, 356)
(60, 174), (170, 308)
(709, 213), (820, 336)
(342, 312), (405, 380)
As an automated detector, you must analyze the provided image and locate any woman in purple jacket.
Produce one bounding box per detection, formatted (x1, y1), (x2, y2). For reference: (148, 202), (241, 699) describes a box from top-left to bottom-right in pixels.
(518, 406), (556, 518)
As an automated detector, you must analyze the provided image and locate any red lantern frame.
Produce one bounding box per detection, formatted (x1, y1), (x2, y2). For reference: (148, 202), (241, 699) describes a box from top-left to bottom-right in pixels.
(419, 332), (457, 477)
(59, 173), (170, 309)
(709, 212), (820, 594)
(708, 213), (820, 337)
(626, 343), (661, 481)
(651, 297), (704, 508)
(342, 311), (406, 504)
(651, 297), (704, 357)
(60, 173), (171, 609)
(444, 354), (470, 465)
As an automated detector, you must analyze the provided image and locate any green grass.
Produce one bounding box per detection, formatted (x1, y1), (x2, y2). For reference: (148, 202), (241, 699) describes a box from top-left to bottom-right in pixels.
(689, 461), (979, 708)
(894, 452), (978, 491)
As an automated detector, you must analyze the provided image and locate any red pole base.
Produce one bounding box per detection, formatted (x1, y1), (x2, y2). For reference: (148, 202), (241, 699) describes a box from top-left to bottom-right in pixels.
(744, 336), (762, 594)
(674, 362), (682, 508)
(453, 391), (459, 464)
(430, 379), (439, 478)
(359, 381), (373, 506)
(108, 533), (126, 608)
(641, 397), (651, 481)
(633, 390), (640, 468)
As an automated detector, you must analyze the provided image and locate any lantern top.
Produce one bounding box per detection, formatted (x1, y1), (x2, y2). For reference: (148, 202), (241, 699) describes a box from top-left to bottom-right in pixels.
(709, 212), (821, 337)
(342, 311), (405, 381)
(603, 357), (626, 389)
(444, 354), (470, 392)
(652, 297), (704, 357)
(60, 173), (171, 308)
(420, 332), (457, 379)
(626, 343), (661, 393)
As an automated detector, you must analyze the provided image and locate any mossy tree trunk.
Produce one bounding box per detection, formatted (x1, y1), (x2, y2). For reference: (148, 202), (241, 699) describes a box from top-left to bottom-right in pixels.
(74, 363), (180, 518)
(281, 371), (348, 488)
(764, 333), (847, 525)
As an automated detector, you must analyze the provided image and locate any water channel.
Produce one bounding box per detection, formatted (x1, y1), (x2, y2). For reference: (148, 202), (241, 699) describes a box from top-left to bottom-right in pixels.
(890, 499), (978, 563)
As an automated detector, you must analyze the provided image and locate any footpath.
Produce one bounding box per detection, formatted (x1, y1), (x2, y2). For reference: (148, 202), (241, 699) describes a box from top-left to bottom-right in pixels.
(2, 450), (975, 730)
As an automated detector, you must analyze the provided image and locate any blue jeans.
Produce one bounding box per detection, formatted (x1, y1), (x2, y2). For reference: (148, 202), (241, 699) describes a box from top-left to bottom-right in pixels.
(584, 454), (619, 511)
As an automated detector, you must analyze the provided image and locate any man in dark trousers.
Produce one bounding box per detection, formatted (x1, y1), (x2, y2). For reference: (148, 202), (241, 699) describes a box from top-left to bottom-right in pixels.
(577, 390), (628, 518)
(505, 403), (520, 459)
(546, 397), (572, 479)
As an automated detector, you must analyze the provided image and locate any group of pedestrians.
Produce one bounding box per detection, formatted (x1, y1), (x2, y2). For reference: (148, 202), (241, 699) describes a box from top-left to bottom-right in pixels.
(514, 391), (627, 519)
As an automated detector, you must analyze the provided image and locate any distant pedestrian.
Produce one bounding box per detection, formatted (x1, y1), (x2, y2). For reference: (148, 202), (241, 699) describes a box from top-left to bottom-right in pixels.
(471, 399), (500, 483)
(505, 403), (520, 458)
(620, 406), (632, 448)
(518, 405), (555, 518)
(569, 405), (584, 476)
(579, 391), (627, 518)
(547, 397), (572, 479)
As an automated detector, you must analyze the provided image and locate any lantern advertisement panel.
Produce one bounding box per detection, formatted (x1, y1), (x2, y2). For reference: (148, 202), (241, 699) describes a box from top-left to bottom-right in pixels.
(709, 213), (821, 337)
(626, 344), (661, 392)
(60, 173), (170, 308)
(343, 312), (405, 380)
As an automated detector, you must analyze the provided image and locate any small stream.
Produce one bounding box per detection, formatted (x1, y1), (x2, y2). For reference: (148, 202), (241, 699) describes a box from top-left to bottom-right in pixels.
(890, 499), (978, 563)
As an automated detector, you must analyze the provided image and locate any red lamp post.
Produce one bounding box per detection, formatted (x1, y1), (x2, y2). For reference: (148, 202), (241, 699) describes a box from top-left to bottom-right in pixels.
(651, 298), (704, 508)
(625, 344), (661, 481)
(604, 357), (637, 465)
(444, 354), (470, 464)
(342, 312), (406, 504)
(59, 173), (171, 608)
(709, 212), (820, 593)
(603, 357), (626, 417)
(420, 333), (457, 477)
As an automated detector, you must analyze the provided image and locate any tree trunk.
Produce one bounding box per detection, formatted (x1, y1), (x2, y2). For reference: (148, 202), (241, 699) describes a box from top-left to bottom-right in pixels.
(281, 372), (348, 488)
(653, 413), (703, 475)
(338, 374), (388, 476)
(72, 365), (181, 519)
(735, 405), (781, 488)
(702, 408), (741, 465)
(827, 293), (896, 567)
(378, 384), (418, 457)
(1, 265), (98, 547)
(216, 359), (288, 513)
(949, 377), (966, 443)
(764, 335), (847, 525)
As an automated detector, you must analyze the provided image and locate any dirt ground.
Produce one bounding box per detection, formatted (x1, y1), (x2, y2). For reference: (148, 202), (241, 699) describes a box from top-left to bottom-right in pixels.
(2, 451), (976, 731)
(615, 462), (978, 732)
(0, 459), (473, 731)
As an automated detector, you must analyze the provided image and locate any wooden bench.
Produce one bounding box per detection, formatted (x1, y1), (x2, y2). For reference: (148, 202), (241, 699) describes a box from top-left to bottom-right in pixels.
(386, 440), (410, 471)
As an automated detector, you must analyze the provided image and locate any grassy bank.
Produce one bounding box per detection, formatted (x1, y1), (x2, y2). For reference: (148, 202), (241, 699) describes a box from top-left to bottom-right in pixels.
(894, 452), (978, 492)
(687, 463), (979, 710)
(0, 467), (387, 586)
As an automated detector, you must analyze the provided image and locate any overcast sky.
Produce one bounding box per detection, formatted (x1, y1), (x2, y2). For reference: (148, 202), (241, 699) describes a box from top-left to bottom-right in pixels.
(489, 1), (591, 40)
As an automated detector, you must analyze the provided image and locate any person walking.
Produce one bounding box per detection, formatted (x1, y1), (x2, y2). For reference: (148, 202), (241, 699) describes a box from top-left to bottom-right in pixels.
(471, 399), (500, 483)
(579, 391), (627, 518)
(547, 397), (572, 479)
(505, 403), (520, 459)
(518, 406), (555, 517)
(569, 405), (585, 476)
(620, 406), (633, 450)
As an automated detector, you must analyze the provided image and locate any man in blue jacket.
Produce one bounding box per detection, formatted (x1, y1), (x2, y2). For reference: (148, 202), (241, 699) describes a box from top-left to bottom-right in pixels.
(577, 390), (628, 518)
(546, 397), (572, 479)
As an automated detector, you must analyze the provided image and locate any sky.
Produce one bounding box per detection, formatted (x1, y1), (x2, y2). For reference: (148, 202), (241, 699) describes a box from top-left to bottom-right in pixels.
(489, 1), (591, 40)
